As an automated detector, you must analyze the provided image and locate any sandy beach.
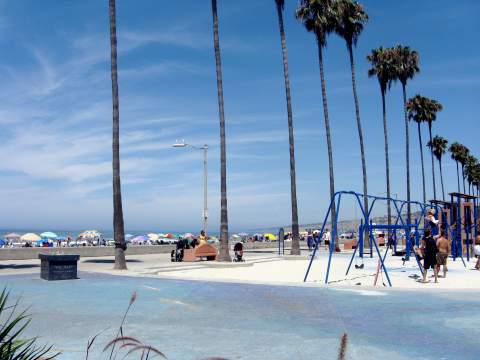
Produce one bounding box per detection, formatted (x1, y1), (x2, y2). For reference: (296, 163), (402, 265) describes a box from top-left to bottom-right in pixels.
(2, 247), (478, 290)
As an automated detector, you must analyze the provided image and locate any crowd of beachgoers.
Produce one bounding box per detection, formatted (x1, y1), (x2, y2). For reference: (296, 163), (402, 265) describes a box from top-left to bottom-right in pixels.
(0, 230), (313, 249)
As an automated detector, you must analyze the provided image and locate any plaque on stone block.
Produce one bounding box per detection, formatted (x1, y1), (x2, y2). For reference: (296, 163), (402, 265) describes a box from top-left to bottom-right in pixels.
(39, 254), (80, 281)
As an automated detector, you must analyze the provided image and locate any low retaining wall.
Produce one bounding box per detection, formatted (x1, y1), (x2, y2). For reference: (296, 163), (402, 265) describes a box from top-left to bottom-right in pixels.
(0, 242), (286, 261)
(0, 245), (175, 261)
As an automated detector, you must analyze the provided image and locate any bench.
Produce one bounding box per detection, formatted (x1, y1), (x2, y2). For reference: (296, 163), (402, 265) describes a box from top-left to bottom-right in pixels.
(183, 244), (218, 262)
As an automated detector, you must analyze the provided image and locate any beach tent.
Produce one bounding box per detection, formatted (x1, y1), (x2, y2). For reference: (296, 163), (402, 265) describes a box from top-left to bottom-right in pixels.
(40, 231), (58, 239)
(263, 233), (277, 241)
(5, 233), (21, 241)
(20, 233), (41, 242)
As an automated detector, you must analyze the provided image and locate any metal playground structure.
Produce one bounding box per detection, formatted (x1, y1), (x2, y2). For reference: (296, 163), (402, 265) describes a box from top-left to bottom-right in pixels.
(303, 191), (478, 287)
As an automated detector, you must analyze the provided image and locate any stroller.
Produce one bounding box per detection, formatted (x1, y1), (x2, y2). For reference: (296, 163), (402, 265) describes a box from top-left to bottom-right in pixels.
(171, 239), (186, 262)
(233, 242), (245, 262)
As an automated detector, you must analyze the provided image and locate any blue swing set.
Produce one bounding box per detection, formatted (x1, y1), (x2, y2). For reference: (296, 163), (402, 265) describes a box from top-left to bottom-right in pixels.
(302, 190), (461, 287)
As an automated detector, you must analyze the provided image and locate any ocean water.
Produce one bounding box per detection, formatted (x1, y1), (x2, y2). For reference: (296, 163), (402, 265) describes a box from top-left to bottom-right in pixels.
(1, 273), (479, 359)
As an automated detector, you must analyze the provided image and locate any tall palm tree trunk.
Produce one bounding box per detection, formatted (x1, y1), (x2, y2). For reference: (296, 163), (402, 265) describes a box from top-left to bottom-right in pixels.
(211, 0), (231, 261)
(402, 84), (411, 225)
(347, 44), (369, 242)
(439, 158), (445, 201)
(456, 162), (460, 193)
(316, 38), (336, 238)
(428, 124), (437, 200)
(275, 2), (300, 255)
(462, 165), (466, 194)
(416, 122), (426, 204)
(381, 90), (392, 231)
(109, 0), (127, 270)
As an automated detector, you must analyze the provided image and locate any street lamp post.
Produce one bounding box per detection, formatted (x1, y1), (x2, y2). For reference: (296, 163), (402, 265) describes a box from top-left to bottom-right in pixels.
(173, 140), (209, 236)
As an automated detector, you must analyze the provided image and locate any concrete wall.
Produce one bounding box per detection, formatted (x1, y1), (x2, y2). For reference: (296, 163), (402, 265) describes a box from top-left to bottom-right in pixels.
(0, 242), (284, 261)
(0, 245), (175, 261)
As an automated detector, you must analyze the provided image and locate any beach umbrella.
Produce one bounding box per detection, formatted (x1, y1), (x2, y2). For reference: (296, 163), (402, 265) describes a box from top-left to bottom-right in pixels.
(0, 239), (5, 246)
(79, 230), (101, 239)
(5, 233), (21, 241)
(263, 233), (277, 241)
(40, 231), (58, 239)
(183, 233), (194, 239)
(231, 234), (241, 239)
(57, 236), (67, 241)
(131, 235), (147, 243)
(238, 232), (249, 237)
(125, 234), (134, 239)
(147, 233), (159, 241)
(20, 233), (41, 242)
(164, 233), (173, 239)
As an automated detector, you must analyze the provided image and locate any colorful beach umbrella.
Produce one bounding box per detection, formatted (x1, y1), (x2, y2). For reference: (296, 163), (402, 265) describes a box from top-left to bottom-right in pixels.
(40, 232), (58, 239)
(79, 230), (101, 239)
(263, 233), (277, 241)
(131, 235), (147, 243)
(147, 233), (159, 241)
(5, 233), (21, 241)
(20, 233), (41, 242)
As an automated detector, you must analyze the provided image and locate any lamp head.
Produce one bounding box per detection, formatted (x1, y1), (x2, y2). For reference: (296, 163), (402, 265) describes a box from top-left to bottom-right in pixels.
(172, 140), (187, 148)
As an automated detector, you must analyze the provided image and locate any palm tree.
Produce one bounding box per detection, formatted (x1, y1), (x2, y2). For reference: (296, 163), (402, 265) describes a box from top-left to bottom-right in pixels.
(391, 45), (419, 223)
(427, 135), (448, 201)
(449, 142), (464, 193)
(464, 155), (478, 195)
(211, 0), (231, 261)
(296, 0), (338, 233)
(458, 144), (470, 194)
(109, 0), (127, 270)
(333, 0), (369, 225)
(406, 96), (427, 204)
(274, 0), (300, 255)
(367, 47), (395, 230)
(406, 95), (443, 202)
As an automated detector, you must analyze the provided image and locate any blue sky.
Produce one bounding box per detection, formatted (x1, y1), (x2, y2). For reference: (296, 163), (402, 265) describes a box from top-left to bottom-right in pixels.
(0, 0), (478, 232)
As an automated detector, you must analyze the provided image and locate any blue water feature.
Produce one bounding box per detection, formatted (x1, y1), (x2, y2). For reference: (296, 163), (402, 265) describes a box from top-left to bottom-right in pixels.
(0, 272), (478, 359)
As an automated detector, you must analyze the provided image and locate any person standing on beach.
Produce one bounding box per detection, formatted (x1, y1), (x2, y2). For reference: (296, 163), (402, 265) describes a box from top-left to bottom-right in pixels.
(421, 229), (438, 283)
(425, 209), (439, 235)
(474, 235), (480, 270)
(435, 229), (449, 278)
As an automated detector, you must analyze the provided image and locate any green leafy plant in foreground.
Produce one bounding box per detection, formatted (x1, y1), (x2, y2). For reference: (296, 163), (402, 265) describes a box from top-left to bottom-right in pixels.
(0, 288), (58, 360)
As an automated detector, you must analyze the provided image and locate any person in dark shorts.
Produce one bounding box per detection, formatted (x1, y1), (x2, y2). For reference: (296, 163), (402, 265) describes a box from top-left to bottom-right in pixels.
(435, 229), (449, 278)
(421, 229), (438, 283)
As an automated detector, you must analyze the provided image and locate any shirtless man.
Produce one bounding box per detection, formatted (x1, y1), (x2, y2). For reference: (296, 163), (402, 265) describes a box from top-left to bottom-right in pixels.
(436, 230), (449, 278)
